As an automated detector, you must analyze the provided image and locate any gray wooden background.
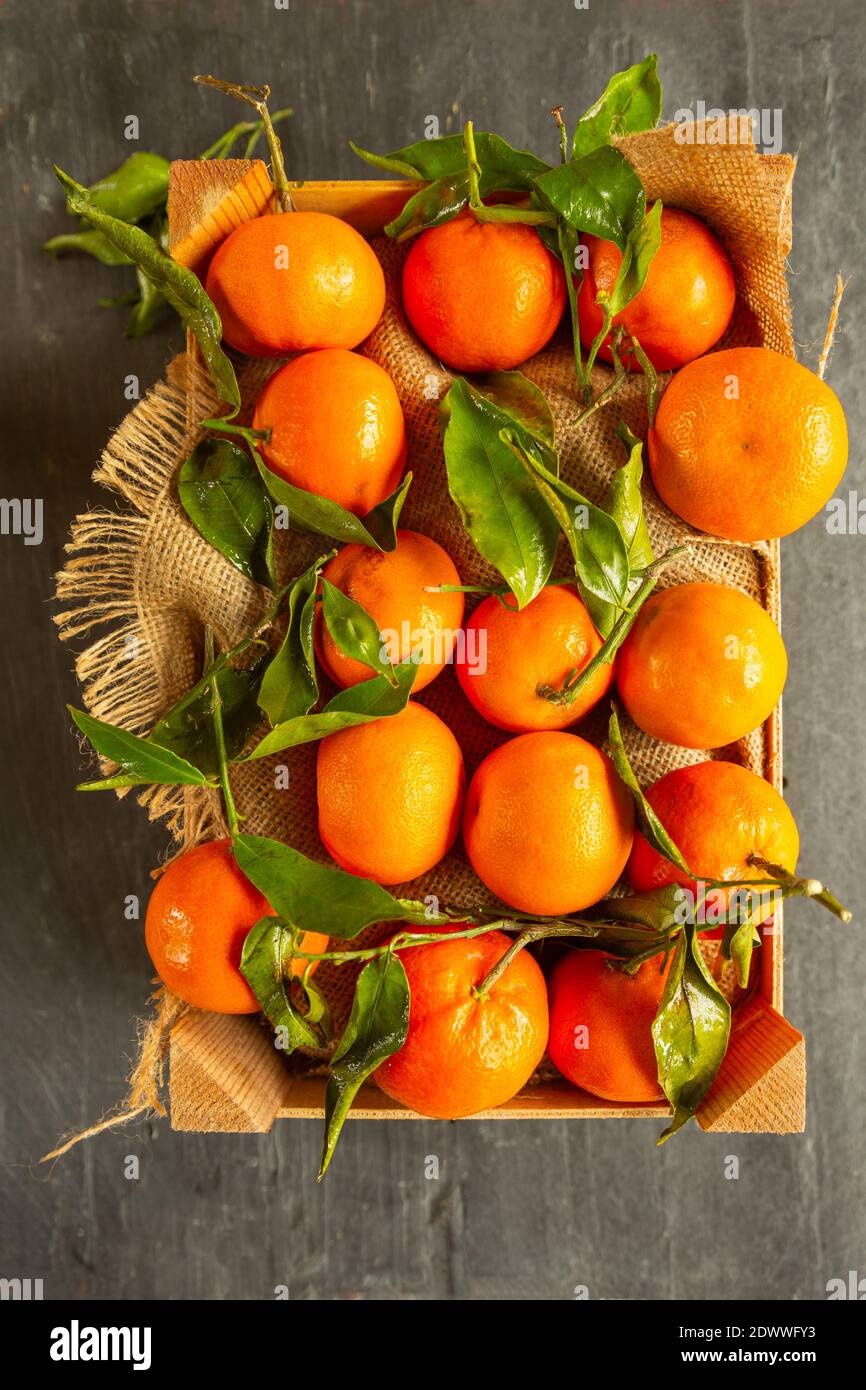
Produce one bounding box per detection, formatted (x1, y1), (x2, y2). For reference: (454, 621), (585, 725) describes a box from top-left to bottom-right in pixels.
(2, 0), (864, 1301)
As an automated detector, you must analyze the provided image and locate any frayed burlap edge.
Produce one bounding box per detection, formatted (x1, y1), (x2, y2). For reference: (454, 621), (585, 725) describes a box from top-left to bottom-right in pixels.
(39, 987), (187, 1163)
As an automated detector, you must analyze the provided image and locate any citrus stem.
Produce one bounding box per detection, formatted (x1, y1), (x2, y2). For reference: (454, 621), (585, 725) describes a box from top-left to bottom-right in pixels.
(572, 351), (626, 427)
(463, 118), (556, 228)
(550, 105), (568, 164)
(194, 75), (294, 212)
(539, 545), (689, 707)
(206, 626), (240, 837)
(202, 416), (271, 446)
(747, 855), (852, 924)
(628, 334), (660, 426)
(472, 922), (605, 999)
(558, 218), (585, 389)
(198, 109), (292, 162)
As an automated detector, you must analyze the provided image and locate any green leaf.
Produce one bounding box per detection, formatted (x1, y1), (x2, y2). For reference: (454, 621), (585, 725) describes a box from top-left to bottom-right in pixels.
(652, 923), (731, 1142)
(572, 55), (662, 159)
(256, 451), (407, 552)
(240, 917), (329, 1054)
(440, 374), (560, 609)
(178, 438), (275, 587)
(351, 132), (550, 239)
(257, 555), (331, 726)
(69, 706), (215, 790)
(85, 151), (170, 223)
(126, 265), (170, 338)
(351, 132), (549, 184)
(500, 428), (630, 626)
(232, 835), (425, 939)
(359, 472), (412, 551)
(54, 167), (240, 414)
(322, 580), (398, 686)
(150, 650), (268, 774)
(533, 144), (645, 252)
(320, 951), (410, 1177)
(606, 200), (663, 316)
(607, 707), (691, 873)
(598, 885), (691, 935)
(43, 229), (134, 266)
(608, 424), (654, 572)
(248, 660), (418, 758)
(721, 917), (761, 990)
(385, 171), (473, 241)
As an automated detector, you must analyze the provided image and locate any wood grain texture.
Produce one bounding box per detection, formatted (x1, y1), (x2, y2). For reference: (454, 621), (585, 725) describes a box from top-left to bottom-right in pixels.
(2, 0), (864, 1302)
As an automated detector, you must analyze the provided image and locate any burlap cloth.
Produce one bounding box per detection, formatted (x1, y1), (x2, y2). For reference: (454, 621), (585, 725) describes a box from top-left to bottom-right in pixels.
(56, 123), (795, 1033)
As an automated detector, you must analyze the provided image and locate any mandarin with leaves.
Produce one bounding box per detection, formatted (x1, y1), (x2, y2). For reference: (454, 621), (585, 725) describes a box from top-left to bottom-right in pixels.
(577, 204), (736, 371)
(627, 760), (799, 926)
(315, 529), (464, 691)
(253, 347), (406, 515)
(457, 583), (613, 732)
(145, 839), (328, 1014)
(374, 926), (549, 1118)
(548, 949), (670, 1103)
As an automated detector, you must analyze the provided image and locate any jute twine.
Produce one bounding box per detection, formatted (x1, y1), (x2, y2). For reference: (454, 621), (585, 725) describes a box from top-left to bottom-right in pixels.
(51, 122), (798, 1147)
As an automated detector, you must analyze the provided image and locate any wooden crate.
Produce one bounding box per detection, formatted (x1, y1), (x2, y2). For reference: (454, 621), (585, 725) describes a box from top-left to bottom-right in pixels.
(164, 158), (805, 1137)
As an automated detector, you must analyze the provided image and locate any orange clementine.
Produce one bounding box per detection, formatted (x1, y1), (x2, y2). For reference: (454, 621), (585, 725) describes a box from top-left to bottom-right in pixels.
(577, 204), (735, 371)
(315, 529), (464, 691)
(463, 731), (634, 914)
(253, 348), (406, 515)
(547, 949), (668, 1103)
(374, 926), (549, 1118)
(649, 347), (849, 541)
(205, 210), (385, 357)
(401, 211), (566, 371)
(144, 839), (329, 1014)
(456, 583), (613, 732)
(617, 581), (787, 749)
(317, 701), (464, 884)
(627, 760), (799, 925)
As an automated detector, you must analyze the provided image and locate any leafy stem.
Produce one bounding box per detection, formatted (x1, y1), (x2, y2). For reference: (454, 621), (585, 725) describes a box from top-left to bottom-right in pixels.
(207, 627), (240, 836)
(746, 855), (852, 924)
(202, 416), (272, 447)
(463, 120), (556, 227)
(539, 545), (688, 706)
(193, 75), (294, 212)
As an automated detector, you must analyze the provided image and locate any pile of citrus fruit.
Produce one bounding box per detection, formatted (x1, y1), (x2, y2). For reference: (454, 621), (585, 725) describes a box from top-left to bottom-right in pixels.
(60, 63), (850, 1172)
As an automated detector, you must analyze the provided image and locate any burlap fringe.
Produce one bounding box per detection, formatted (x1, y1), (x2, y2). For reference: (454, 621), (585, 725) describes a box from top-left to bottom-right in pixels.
(54, 361), (227, 842)
(39, 987), (188, 1163)
(818, 274), (847, 380)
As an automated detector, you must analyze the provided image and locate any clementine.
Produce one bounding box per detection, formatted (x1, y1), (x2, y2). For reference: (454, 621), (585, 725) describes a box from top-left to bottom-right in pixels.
(456, 583), (613, 732)
(577, 204), (735, 371)
(617, 581), (787, 749)
(401, 211), (566, 371)
(316, 701), (464, 884)
(649, 347), (849, 541)
(315, 529), (464, 691)
(253, 348), (406, 515)
(547, 949), (668, 1103)
(627, 760), (799, 925)
(205, 210), (385, 357)
(463, 731), (634, 914)
(374, 926), (549, 1118)
(144, 839), (329, 1014)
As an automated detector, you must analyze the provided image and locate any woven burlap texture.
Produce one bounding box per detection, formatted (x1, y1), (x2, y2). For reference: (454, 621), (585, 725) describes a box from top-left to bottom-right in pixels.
(56, 123), (795, 1028)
